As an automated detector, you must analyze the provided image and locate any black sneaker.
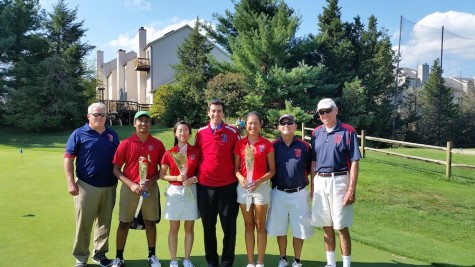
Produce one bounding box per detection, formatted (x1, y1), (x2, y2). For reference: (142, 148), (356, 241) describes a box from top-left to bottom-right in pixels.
(92, 255), (112, 267)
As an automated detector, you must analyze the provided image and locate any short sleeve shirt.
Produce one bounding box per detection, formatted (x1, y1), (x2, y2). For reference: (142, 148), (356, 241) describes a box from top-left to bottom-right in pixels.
(161, 144), (200, 186)
(64, 124), (119, 187)
(272, 137), (311, 189)
(195, 123), (240, 187)
(113, 133), (166, 183)
(233, 135), (274, 182)
(310, 120), (361, 173)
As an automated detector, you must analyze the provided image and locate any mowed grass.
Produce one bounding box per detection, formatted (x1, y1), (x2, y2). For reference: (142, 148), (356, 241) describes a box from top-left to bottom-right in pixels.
(0, 125), (473, 266)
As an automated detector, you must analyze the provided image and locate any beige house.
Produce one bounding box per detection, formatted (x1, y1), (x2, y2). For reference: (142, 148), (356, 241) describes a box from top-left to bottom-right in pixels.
(96, 25), (230, 123)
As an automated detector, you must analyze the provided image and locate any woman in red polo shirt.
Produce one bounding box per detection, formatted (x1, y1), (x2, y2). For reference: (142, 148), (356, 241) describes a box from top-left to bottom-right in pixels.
(159, 121), (200, 267)
(234, 111), (276, 267)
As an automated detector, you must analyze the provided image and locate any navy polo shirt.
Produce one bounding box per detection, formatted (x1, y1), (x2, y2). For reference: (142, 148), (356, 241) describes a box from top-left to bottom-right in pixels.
(310, 120), (361, 173)
(271, 137), (311, 189)
(65, 123), (120, 187)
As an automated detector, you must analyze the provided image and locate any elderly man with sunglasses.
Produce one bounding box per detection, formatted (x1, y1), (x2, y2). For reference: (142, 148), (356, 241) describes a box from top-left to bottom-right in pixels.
(64, 102), (119, 267)
(267, 114), (314, 267)
(310, 98), (361, 267)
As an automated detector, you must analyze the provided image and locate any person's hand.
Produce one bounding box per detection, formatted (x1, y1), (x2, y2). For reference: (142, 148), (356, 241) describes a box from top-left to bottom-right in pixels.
(176, 174), (187, 182)
(183, 176), (197, 187)
(68, 181), (79, 196)
(245, 180), (255, 192)
(130, 183), (143, 195)
(342, 189), (356, 206)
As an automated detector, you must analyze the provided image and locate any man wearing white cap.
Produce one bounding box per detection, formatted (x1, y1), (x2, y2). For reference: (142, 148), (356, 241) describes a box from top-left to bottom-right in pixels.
(310, 98), (361, 267)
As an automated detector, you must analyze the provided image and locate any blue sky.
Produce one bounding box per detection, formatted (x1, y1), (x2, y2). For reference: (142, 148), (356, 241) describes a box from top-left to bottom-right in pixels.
(39, 0), (475, 77)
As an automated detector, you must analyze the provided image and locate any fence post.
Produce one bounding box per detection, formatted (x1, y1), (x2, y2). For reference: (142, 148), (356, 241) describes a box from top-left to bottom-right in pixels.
(361, 130), (366, 158)
(446, 141), (452, 178)
(302, 122), (305, 140)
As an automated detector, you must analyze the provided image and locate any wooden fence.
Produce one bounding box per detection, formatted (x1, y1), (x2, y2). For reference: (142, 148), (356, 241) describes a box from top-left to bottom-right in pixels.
(301, 123), (475, 178)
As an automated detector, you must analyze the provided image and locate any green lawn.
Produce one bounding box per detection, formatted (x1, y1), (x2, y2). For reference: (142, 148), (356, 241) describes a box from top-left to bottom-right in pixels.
(0, 125), (473, 266)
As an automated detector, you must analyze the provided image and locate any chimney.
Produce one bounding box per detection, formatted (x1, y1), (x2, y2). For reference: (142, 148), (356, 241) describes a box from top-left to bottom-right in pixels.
(138, 27), (146, 58)
(117, 49), (126, 100)
(418, 63), (429, 86)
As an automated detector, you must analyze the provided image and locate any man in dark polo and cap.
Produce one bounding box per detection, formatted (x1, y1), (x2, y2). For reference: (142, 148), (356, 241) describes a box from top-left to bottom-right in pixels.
(267, 114), (314, 267)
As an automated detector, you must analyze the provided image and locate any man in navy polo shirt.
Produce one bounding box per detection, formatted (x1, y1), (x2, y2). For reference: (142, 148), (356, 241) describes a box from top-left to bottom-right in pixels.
(64, 102), (119, 267)
(310, 98), (361, 267)
(267, 114), (314, 267)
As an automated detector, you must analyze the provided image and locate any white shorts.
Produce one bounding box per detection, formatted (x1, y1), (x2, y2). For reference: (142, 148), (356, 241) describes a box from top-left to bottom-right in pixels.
(311, 173), (353, 229)
(236, 180), (270, 205)
(267, 188), (314, 239)
(164, 184), (200, 221)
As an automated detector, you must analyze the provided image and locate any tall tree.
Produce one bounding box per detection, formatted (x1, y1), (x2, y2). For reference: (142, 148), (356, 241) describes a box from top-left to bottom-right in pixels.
(169, 20), (214, 126)
(417, 59), (458, 145)
(3, 0), (95, 131)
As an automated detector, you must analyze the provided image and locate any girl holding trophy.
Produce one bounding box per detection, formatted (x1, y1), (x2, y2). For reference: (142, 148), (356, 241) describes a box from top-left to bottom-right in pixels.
(233, 111), (275, 267)
(159, 121), (200, 267)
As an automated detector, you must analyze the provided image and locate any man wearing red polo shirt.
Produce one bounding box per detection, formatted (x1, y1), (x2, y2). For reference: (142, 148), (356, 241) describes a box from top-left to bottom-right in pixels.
(310, 98), (361, 267)
(111, 111), (165, 267)
(195, 99), (240, 267)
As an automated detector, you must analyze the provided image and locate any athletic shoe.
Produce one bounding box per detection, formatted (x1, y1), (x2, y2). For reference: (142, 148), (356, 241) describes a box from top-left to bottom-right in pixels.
(256, 263), (264, 267)
(148, 255), (161, 267)
(111, 258), (124, 267)
(74, 262), (87, 267)
(246, 264), (255, 267)
(324, 265), (332, 267)
(92, 255), (112, 267)
(183, 259), (195, 267)
(278, 259), (289, 267)
(291, 260), (302, 267)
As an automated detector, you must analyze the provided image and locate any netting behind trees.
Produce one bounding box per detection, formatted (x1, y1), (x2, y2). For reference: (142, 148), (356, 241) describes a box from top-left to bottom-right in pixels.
(397, 16), (475, 78)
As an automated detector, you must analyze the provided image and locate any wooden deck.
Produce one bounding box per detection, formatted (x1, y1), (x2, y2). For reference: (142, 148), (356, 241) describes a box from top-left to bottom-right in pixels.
(101, 100), (152, 125)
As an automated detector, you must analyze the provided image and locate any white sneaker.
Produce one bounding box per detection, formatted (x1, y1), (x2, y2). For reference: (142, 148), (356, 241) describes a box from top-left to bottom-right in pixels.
(111, 258), (124, 267)
(278, 259), (289, 267)
(169, 260), (179, 267)
(148, 255), (161, 267)
(246, 264), (255, 267)
(256, 263), (264, 267)
(183, 259), (195, 267)
(324, 265), (332, 267)
(291, 260), (302, 267)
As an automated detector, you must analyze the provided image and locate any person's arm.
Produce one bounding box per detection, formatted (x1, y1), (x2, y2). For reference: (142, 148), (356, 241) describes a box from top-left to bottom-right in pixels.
(343, 160), (359, 206)
(234, 154), (246, 187)
(64, 157), (78, 196)
(113, 164), (142, 195)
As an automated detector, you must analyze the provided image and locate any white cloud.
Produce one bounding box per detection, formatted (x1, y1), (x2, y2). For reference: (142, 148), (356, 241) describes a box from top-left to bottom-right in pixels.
(395, 11), (475, 77)
(124, 0), (151, 11)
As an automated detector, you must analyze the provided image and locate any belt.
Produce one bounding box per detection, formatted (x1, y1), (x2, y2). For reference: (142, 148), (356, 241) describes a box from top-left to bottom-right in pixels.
(275, 186), (306, 193)
(317, 171), (348, 177)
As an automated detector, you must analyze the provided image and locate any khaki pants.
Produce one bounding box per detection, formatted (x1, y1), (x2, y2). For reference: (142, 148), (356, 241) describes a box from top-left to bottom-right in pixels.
(73, 180), (116, 264)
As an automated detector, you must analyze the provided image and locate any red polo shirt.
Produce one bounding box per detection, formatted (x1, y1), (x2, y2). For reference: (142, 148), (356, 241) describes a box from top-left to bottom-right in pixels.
(234, 135), (274, 182)
(161, 144), (200, 186)
(113, 133), (165, 183)
(195, 123), (240, 187)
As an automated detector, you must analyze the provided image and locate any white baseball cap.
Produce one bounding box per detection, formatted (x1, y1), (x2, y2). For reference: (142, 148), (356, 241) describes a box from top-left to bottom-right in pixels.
(317, 98), (336, 111)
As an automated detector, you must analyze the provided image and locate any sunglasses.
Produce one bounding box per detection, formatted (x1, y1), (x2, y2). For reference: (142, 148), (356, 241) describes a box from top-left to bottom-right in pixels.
(279, 121), (295, 126)
(318, 108), (333, 115)
(89, 113), (106, 118)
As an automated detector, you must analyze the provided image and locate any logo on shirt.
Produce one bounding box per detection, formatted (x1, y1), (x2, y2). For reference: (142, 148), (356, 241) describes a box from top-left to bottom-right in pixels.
(190, 154), (195, 160)
(149, 145), (154, 151)
(334, 134), (342, 145)
(259, 145), (265, 153)
(221, 134), (227, 142)
(108, 134), (113, 142)
(295, 149), (301, 158)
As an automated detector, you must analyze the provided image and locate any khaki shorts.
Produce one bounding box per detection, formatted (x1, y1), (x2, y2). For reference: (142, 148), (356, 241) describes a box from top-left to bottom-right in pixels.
(311, 173), (353, 229)
(164, 184), (199, 221)
(236, 180), (270, 205)
(266, 187), (314, 238)
(119, 182), (159, 223)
